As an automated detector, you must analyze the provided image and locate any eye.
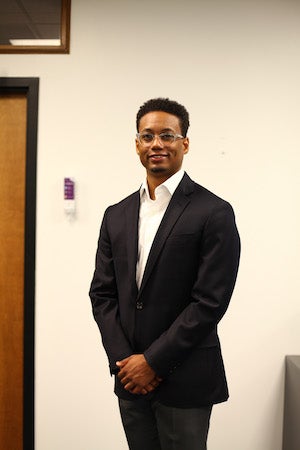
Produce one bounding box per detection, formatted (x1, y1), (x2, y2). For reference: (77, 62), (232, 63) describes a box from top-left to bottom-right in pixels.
(159, 133), (175, 142)
(140, 133), (154, 143)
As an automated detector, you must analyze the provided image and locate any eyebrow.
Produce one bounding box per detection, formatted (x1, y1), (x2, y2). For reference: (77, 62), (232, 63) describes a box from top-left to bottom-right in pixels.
(141, 127), (175, 133)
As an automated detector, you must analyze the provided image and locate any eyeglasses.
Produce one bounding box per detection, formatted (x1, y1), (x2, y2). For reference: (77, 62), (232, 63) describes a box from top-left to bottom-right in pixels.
(136, 132), (185, 146)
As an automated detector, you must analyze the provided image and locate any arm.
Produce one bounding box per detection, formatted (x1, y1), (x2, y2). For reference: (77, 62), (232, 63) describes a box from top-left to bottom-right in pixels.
(144, 202), (240, 377)
(90, 208), (161, 394)
(89, 208), (133, 374)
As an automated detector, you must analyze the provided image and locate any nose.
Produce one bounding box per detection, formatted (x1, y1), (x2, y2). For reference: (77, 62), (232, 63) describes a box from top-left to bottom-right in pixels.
(151, 135), (163, 148)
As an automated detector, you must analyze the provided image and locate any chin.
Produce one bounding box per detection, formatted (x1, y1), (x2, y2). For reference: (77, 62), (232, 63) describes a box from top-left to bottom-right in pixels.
(150, 167), (168, 174)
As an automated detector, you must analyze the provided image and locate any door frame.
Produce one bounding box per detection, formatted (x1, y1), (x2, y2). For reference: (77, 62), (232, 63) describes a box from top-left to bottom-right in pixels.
(0, 77), (38, 450)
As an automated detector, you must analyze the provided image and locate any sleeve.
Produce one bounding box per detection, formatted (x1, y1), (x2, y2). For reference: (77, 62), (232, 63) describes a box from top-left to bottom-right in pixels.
(89, 208), (133, 374)
(143, 202), (241, 378)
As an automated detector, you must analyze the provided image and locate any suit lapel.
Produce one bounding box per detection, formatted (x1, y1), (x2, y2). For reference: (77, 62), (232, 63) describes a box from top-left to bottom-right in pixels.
(138, 174), (194, 296)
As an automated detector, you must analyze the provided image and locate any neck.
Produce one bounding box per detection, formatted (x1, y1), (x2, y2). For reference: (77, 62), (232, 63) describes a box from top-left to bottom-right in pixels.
(146, 174), (169, 200)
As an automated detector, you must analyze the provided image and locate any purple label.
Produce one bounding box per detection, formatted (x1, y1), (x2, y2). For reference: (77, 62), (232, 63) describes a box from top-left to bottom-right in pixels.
(64, 178), (75, 200)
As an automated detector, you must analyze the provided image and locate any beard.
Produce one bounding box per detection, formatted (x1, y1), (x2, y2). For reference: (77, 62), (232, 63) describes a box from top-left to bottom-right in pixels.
(150, 167), (167, 173)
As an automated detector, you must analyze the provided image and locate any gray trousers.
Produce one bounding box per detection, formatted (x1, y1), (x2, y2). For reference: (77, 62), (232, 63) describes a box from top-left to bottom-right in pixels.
(119, 397), (212, 450)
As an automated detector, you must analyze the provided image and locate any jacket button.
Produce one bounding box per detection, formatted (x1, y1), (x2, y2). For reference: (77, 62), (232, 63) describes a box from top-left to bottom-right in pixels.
(136, 302), (143, 310)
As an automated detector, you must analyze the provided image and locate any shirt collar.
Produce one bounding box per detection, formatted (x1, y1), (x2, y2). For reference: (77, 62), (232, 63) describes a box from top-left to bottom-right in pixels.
(140, 169), (185, 200)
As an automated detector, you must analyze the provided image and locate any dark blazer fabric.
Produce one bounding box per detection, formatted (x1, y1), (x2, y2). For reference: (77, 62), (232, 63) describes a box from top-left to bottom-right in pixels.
(90, 173), (240, 408)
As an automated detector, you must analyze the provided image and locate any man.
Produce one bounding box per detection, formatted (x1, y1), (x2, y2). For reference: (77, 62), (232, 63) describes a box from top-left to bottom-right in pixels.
(89, 98), (240, 450)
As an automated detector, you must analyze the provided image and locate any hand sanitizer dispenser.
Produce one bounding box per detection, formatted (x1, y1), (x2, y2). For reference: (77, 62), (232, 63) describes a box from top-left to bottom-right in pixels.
(64, 177), (76, 217)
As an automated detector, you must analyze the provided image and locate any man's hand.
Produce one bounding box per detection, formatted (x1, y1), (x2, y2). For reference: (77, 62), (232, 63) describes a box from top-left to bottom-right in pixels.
(116, 354), (162, 395)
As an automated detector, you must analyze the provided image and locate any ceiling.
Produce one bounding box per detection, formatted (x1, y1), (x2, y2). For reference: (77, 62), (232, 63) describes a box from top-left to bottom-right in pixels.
(0, 0), (61, 45)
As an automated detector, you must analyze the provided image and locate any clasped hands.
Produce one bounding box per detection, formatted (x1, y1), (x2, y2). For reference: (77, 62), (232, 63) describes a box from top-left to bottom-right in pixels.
(116, 354), (162, 395)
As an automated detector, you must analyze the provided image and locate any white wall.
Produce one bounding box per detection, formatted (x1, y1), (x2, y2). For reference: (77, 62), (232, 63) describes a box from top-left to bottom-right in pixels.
(1, 0), (300, 448)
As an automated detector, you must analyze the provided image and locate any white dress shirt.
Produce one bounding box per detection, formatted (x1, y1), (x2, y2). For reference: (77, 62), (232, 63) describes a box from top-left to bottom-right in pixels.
(136, 169), (184, 289)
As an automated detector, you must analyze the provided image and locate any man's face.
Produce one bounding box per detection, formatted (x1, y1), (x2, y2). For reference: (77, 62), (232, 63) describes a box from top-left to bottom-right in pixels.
(136, 111), (189, 179)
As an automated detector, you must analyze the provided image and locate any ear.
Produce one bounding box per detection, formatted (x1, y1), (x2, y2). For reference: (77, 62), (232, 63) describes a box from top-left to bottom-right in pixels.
(136, 138), (140, 155)
(183, 137), (189, 155)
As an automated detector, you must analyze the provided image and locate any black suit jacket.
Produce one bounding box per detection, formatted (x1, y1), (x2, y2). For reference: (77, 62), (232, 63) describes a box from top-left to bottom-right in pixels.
(89, 173), (240, 407)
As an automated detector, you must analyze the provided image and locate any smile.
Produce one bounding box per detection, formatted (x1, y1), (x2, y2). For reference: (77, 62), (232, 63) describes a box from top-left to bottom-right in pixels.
(148, 154), (168, 160)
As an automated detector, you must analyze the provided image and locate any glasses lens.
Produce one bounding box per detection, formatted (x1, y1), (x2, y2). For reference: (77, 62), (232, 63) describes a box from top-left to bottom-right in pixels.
(159, 133), (175, 142)
(139, 133), (154, 144)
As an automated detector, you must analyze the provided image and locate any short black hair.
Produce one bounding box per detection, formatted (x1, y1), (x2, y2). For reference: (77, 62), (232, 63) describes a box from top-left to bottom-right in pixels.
(136, 98), (190, 137)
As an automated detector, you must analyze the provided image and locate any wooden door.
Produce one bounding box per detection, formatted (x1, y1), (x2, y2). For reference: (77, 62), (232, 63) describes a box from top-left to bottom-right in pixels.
(0, 93), (27, 449)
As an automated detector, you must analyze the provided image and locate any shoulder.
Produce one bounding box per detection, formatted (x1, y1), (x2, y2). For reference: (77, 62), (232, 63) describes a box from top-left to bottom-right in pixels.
(181, 173), (234, 213)
(181, 175), (239, 241)
(109, 190), (139, 208)
(103, 189), (139, 217)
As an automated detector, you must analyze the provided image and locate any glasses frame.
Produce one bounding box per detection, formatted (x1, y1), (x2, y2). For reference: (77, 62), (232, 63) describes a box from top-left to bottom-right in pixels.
(136, 132), (185, 146)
